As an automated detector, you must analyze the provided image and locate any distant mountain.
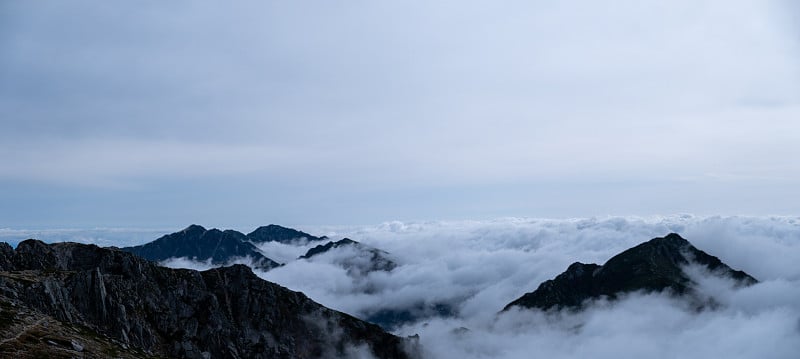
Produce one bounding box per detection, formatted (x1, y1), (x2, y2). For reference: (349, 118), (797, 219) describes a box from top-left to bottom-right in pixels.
(246, 225), (327, 244)
(504, 233), (757, 311)
(0, 240), (416, 359)
(122, 225), (281, 271)
(300, 238), (397, 275)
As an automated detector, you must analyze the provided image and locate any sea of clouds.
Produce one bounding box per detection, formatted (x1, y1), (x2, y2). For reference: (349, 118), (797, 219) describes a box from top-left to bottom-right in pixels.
(4, 215), (799, 358)
(0, 227), (169, 248)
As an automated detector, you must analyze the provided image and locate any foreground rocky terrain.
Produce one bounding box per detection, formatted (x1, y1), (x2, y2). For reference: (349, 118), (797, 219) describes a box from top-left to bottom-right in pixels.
(0, 294), (156, 358)
(0, 240), (415, 358)
(504, 233), (758, 311)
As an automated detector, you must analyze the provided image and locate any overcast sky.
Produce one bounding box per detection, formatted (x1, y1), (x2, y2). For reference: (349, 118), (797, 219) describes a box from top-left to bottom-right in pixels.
(1, 0), (799, 228)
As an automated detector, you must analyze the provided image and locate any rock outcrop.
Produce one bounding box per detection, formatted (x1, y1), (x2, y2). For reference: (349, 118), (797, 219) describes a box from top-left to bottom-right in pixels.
(0, 240), (415, 359)
(121, 225), (281, 271)
(300, 238), (397, 275)
(504, 233), (757, 311)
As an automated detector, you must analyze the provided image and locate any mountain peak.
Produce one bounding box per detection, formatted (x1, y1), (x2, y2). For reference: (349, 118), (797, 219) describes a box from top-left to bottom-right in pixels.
(300, 238), (360, 259)
(182, 224), (206, 233)
(664, 232), (685, 241)
(646, 232), (690, 248)
(504, 234), (757, 312)
(121, 226), (281, 271)
(246, 225), (325, 244)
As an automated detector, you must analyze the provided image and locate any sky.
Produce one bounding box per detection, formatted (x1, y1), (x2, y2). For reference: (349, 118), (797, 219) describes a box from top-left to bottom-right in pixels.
(1, 0), (800, 228)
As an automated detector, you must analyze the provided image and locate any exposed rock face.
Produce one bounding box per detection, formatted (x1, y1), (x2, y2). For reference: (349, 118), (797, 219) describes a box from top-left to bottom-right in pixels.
(0, 296), (153, 358)
(504, 233), (757, 311)
(0, 243), (13, 271)
(0, 240), (415, 359)
(246, 225), (326, 244)
(121, 225), (281, 271)
(300, 238), (398, 274)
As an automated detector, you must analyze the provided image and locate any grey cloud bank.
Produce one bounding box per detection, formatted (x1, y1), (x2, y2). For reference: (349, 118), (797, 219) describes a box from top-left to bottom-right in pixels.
(2, 1), (800, 226)
(142, 215), (799, 358)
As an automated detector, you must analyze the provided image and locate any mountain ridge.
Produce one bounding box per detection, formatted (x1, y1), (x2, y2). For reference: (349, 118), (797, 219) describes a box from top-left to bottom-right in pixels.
(121, 225), (282, 271)
(503, 233), (757, 311)
(0, 239), (416, 359)
(246, 225), (327, 244)
(299, 238), (398, 274)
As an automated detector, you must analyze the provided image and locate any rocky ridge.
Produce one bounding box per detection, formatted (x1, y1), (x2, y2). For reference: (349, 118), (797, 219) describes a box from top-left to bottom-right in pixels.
(246, 225), (327, 244)
(121, 225), (281, 271)
(504, 233), (757, 311)
(300, 238), (398, 274)
(0, 240), (416, 359)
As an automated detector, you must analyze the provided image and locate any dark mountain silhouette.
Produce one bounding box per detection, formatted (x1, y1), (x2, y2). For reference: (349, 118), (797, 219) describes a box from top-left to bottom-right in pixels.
(300, 238), (359, 258)
(504, 233), (757, 311)
(121, 225), (281, 271)
(246, 225), (326, 244)
(0, 240), (416, 359)
(300, 238), (397, 274)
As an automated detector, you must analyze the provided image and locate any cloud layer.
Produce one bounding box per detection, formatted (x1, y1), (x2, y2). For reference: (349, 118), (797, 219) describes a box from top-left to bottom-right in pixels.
(141, 215), (800, 358)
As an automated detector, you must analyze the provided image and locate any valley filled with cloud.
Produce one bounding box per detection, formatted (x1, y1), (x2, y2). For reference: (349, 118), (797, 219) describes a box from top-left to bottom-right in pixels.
(8, 215), (797, 358)
(277, 216), (800, 358)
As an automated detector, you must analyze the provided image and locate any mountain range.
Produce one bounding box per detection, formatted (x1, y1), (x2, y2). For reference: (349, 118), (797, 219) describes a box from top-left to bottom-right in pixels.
(121, 224), (329, 271)
(0, 239), (414, 358)
(0, 226), (761, 358)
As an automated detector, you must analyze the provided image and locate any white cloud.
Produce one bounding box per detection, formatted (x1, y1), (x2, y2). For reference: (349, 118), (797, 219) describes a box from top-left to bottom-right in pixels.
(159, 257), (216, 272)
(260, 216), (800, 357)
(0, 227), (169, 248)
(12, 217), (799, 357)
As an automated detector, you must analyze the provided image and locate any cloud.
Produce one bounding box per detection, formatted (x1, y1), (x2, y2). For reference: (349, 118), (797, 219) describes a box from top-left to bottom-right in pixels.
(252, 240), (320, 264)
(159, 257), (216, 272)
(0, 227), (169, 248)
(13, 215), (799, 357)
(261, 216), (800, 357)
(2, 0), (799, 191)
(403, 274), (800, 359)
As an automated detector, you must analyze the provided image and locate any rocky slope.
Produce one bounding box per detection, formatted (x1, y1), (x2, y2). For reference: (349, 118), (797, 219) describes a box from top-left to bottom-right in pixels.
(300, 238), (397, 275)
(0, 294), (156, 358)
(121, 225), (281, 271)
(0, 240), (416, 359)
(504, 233), (757, 311)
